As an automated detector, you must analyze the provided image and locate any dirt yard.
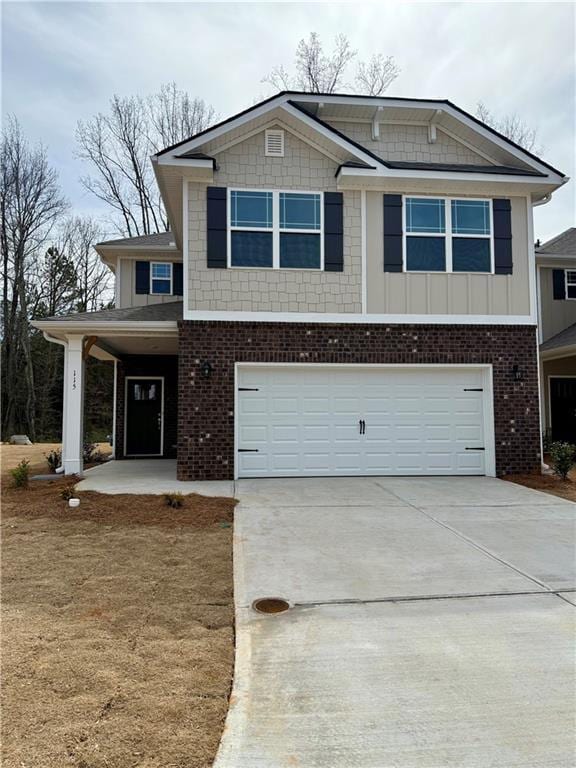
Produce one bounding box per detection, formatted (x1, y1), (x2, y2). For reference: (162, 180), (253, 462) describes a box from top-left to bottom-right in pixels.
(506, 460), (576, 503)
(1, 444), (236, 768)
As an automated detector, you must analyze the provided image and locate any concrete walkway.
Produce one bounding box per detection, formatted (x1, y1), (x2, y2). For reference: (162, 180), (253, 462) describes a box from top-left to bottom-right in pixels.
(215, 476), (576, 768)
(76, 459), (234, 497)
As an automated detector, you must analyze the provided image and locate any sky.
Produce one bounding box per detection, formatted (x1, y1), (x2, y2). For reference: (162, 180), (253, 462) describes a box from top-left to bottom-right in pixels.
(2, 0), (575, 241)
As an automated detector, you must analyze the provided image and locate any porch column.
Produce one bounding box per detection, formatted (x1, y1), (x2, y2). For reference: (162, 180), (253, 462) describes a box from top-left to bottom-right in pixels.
(62, 335), (85, 475)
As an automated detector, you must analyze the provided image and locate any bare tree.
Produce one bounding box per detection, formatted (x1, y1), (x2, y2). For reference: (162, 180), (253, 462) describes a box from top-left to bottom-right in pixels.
(62, 217), (111, 312)
(476, 101), (541, 154)
(356, 54), (400, 97)
(76, 83), (216, 237)
(1, 117), (68, 439)
(148, 82), (216, 150)
(263, 33), (400, 96)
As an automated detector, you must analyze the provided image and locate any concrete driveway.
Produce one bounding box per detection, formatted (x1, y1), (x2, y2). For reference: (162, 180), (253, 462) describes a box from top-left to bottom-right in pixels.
(215, 477), (576, 768)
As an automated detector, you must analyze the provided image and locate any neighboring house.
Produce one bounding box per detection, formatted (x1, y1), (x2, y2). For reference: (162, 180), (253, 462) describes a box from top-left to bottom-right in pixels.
(536, 228), (576, 442)
(33, 91), (568, 479)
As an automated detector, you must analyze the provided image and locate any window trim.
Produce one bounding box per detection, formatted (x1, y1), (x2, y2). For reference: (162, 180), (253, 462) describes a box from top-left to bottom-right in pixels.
(227, 188), (324, 270)
(566, 270), (576, 300)
(149, 261), (173, 295)
(402, 195), (494, 274)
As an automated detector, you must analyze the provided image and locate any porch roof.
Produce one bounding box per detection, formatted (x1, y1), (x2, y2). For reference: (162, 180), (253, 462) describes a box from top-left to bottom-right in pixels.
(540, 322), (576, 360)
(32, 302), (181, 359)
(36, 300), (183, 325)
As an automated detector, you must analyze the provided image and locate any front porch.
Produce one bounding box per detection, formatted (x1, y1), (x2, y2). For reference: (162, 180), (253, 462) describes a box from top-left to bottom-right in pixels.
(32, 302), (182, 475)
(76, 459), (233, 496)
(540, 321), (576, 442)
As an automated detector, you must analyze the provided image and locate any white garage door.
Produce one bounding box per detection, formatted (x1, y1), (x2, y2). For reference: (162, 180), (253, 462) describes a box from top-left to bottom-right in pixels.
(237, 366), (491, 478)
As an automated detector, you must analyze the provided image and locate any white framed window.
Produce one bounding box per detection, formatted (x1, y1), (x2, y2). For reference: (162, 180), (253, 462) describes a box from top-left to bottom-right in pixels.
(403, 196), (494, 273)
(150, 262), (173, 294)
(566, 271), (576, 300)
(228, 189), (323, 270)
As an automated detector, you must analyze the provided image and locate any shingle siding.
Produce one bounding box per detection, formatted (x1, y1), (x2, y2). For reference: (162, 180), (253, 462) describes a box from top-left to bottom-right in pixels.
(187, 129), (362, 313)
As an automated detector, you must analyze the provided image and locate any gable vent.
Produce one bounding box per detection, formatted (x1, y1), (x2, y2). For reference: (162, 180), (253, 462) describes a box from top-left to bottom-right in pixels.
(265, 129), (284, 157)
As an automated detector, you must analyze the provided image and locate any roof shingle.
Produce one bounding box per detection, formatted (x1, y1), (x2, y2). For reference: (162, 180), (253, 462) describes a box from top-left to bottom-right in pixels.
(37, 301), (182, 324)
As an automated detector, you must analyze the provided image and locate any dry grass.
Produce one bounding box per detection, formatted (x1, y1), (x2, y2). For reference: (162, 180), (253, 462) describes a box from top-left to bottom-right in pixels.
(1, 445), (236, 768)
(1, 442), (112, 477)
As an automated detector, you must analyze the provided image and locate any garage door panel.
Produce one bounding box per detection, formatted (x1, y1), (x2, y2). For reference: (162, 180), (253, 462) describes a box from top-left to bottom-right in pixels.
(237, 367), (489, 477)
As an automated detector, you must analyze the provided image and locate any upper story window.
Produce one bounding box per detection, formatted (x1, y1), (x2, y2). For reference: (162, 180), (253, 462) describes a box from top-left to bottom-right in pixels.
(405, 197), (493, 273)
(567, 271), (576, 299)
(229, 189), (322, 270)
(150, 262), (173, 294)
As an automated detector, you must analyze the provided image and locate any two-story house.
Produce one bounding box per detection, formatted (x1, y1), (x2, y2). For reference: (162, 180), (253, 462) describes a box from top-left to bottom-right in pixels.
(34, 91), (568, 479)
(536, 228), (576, 442)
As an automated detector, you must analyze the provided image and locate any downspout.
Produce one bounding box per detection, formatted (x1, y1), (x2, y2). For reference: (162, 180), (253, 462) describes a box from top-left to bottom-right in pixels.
(530, 193), (552, 471)
(42, 331), (67, 473)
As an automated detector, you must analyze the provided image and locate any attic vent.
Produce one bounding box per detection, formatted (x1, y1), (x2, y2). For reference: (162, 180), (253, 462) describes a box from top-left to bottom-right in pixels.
(265, 129), (284, 157)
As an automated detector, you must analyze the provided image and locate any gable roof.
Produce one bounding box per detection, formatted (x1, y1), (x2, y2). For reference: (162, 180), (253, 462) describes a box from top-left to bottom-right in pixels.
(537, 228), (576, 256)
(154, 91), (567, 181)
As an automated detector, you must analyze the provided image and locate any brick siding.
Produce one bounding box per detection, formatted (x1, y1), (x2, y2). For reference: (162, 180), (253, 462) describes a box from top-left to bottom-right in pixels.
(177, 321), (540, 480)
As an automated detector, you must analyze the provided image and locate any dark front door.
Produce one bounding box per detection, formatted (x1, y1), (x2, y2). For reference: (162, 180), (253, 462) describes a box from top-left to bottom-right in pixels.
(550, 377), (576, 442)
(125, 378), (163, 455)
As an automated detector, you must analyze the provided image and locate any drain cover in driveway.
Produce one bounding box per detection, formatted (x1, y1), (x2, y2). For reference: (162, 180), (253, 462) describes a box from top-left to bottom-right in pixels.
(252, 598), (290, 614)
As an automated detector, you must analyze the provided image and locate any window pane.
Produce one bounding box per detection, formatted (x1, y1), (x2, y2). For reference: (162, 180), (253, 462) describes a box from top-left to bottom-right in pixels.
(406, 198), (445, 233)
(406, 236), (446, 271)
(566, 271), (576, 285)
(567, 285), (576, 299)
(231, 191), (272, 228)
(280, 233), (321, 268)
(451, 200), (490, 235)
(452, 238), (491, 272)
(152, 263), (171, 279)
(280, 193), (321, 230)
(151, 279), (171, 294)
(231, 231), (273, 267)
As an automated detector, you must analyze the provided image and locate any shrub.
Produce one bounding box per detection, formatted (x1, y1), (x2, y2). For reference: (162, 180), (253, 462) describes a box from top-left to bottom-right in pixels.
(164, 492), (184, 509)
(83, 442), (97, 464)
(60, 485), (76, 501)
(45, 448), (62, 473)
(83, 442), (107, 465)
(549, 441), (576, 481)
(11, 459), (30, 488)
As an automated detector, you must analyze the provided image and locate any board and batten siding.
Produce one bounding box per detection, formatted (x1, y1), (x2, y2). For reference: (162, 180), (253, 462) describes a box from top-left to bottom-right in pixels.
(187, 129), (362, 313)
(539, 264), (576, 342)
(117, 256), (182, 309)
(366, 193), (531, 316)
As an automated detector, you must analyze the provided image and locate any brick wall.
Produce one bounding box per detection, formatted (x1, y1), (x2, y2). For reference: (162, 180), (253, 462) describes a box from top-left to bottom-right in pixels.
(177, 321), (540, 480)
(115, 356), (178, 459)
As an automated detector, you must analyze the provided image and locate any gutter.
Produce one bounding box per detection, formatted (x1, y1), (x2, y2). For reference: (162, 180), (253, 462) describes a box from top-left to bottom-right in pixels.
(33, 320), (178, 334)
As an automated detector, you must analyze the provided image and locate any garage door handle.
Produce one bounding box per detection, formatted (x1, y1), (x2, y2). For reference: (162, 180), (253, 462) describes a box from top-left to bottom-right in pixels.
(465, 447), (485, 451)
(238, 449), (259, 452)
(359, 419), (366, 434)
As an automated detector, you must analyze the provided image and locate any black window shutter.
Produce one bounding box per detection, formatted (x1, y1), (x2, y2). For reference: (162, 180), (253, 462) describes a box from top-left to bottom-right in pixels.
(552, 269), (566, 300)
(324, 192), (344, 272)
(383, 194), (403, 272)
(135, 261), (150, 294)
(207, 187), (227, 268)
(173, 262), (183, 295)
(493, 199), (512, 275)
